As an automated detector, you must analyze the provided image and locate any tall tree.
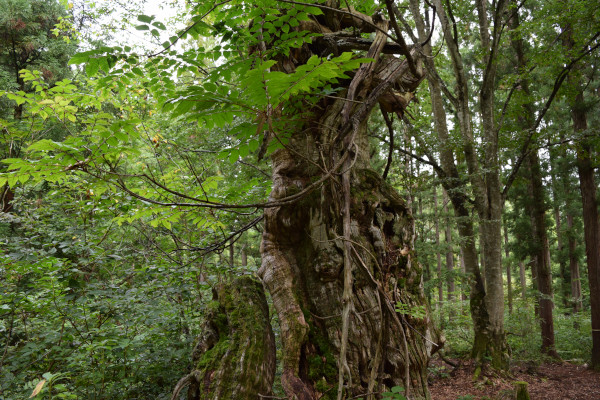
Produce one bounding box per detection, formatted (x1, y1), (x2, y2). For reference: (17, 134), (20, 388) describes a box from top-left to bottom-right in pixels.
(407, 0), (509, 369)
(255, 5), (437, 396)
(0, 0), (75, 117)
(564, 25), (600, 368)
(509, 5), (558, 358)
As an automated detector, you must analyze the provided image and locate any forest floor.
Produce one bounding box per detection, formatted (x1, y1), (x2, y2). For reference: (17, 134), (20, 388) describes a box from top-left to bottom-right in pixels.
(428, 358), (600, 399)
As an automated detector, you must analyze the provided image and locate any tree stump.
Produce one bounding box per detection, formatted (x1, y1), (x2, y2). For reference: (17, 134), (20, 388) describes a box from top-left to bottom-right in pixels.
(514, 381), (531, 400)
(182, 276), (276, 400)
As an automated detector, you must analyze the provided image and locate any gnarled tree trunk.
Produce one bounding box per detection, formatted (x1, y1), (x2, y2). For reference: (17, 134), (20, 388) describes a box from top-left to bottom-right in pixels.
(260, 113), (436, 399)
(258, 8), (437, 398)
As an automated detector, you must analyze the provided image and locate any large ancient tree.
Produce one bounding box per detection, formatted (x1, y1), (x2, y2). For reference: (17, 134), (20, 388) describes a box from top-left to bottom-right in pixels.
(176, 1), (438, 399)
(1, 1), (439, 397)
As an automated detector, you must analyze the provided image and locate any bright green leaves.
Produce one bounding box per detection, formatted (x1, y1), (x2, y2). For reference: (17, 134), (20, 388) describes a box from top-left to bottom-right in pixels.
(0, 70), (144, 190)
(69, 47), (121, 77)
(135, 14), (166, 36)
(137, 14), (154, 24)
(241, 53), (373, 109)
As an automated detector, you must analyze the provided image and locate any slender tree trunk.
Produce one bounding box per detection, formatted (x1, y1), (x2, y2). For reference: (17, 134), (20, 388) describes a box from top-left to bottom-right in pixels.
(460, 250), (467, 304)
(479, 239), (486, 292)
(555, 207), (569, 308)
(554, 134), (583, 312)
(550, 155), (570, 309)
(503, 223), (513, 314)
(443, 189), (455, 321)
(519, 261), (527, 300)
(241, 247), (248, 268)
(564, 24), (600, 369)
(526, 151), (559, 357)
(409, 0), (502, 370)
(510, 7), (557, 356)
(434, 187), (444, 322)
(567, 214), (583, 312)
(409, 0), (505, 369)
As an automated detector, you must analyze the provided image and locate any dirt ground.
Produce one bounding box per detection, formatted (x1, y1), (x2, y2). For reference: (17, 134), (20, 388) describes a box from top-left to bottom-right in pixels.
(428, 358), (600, 400)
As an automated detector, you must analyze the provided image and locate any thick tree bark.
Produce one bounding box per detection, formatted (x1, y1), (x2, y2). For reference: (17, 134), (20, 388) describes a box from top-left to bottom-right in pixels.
(260, 113), (435, 398)
(181, 276), (276, 400)
(257, 7), (437, 398)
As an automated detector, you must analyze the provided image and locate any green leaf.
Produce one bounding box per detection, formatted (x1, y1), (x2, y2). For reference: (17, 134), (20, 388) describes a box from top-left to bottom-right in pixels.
(248, 139), (260, 152)
(135, 25), (150, 31)
(228, 150), (239, 163)
(137, 14), (154, 23)
(304, 6), (323, 15)
(152, 21), (166, 30)
(86, 58), (100, 77)
(69, 53), (90, 65)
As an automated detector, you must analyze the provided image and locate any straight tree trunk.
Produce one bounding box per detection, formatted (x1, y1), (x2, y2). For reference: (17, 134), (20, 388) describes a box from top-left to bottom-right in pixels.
(443, 189), (455, 321)
(519, 261), (527, 300)
(460, 250), (467, 304)
(554, 134), (583, 312)
(241, 247), (247, 267)
(567, 214), (583, 312)
(526, 151), (559, 358)
(473, 0), (509, 369)
(409, 0), (501, 369)
(503, 223), (513, 314)
(510, 8), (557, 356)
(564, 23), (600, 369)
(550, 157), (570, 309)
(434, 188), (444, 320)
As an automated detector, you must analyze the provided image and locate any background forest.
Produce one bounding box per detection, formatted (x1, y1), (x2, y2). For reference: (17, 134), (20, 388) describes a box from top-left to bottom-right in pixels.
(0, 0), (599, 399)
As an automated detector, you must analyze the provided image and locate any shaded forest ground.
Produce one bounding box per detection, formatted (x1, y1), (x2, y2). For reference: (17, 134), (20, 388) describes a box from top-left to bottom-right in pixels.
(428, 359), (600, 399)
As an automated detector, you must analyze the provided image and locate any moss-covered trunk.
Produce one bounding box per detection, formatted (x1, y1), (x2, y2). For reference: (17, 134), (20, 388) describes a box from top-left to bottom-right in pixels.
(183, 276), (276, 400)
(259, 58), (437, 396)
